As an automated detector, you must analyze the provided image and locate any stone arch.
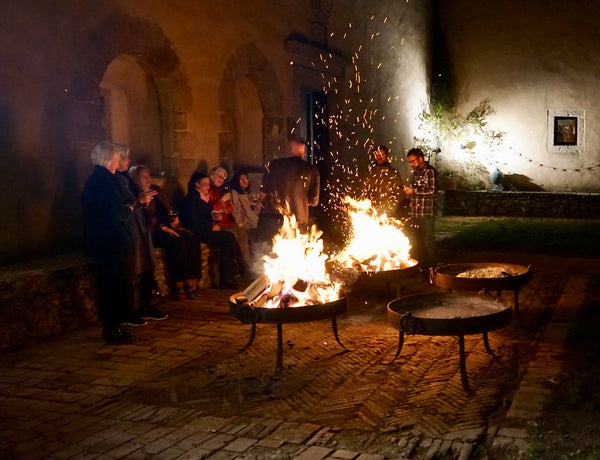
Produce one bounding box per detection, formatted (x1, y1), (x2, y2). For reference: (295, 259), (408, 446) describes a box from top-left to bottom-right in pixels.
(218, 43), (286, 170)
(69, 13), (191, 176)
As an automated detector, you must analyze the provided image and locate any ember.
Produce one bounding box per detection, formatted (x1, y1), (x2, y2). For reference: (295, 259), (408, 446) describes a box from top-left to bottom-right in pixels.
(456, 267), (517, 278)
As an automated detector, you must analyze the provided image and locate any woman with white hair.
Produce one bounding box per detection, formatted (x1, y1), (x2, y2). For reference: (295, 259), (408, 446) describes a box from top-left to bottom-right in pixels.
(82, 140), (135, 344)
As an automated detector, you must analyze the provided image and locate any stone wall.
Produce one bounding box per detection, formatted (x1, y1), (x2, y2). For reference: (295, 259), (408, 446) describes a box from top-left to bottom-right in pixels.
(0, 246), (215, 352)
(441, 191), (600, 218)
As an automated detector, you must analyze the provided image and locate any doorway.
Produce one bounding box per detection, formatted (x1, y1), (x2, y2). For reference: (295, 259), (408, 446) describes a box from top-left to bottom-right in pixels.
(99, 54), (163, 173)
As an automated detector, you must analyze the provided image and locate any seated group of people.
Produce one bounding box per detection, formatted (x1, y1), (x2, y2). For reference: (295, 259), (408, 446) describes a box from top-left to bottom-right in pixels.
(178, 167), (261, 291)
(131, 165), (261, 297)
(83, 141), (263, 343)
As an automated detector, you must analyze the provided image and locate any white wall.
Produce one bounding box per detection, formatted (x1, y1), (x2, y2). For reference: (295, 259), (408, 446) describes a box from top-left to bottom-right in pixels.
(439, 0), (600, 191)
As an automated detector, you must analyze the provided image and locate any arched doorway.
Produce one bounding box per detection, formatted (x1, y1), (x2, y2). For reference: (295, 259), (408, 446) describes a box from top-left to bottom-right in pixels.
(219, 43), (285, 176)
(232, 76), (264, 170)
(70, 13), (192, 180)
(99, 54), (163, 172)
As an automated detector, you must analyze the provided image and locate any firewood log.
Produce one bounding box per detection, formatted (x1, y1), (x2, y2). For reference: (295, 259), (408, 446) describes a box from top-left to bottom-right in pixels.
(242, 274), (269, 302)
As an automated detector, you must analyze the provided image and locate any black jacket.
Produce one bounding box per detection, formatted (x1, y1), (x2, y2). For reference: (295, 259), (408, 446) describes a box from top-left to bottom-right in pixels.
(179, 190), (213, 237)
(260, 156), (320, 224)
(81, 166), (131, 262)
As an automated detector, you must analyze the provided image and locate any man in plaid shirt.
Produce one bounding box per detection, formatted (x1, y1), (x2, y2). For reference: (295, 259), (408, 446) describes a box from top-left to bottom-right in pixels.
(404, 147), (437, 270)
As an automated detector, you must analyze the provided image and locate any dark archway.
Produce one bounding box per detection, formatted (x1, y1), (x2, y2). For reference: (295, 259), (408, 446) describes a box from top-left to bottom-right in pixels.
(69, 13), (192, 176)
(218, 43), (286, 171)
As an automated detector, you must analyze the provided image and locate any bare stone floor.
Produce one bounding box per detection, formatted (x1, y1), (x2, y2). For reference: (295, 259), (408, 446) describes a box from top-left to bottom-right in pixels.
(1, 252), (599, 459)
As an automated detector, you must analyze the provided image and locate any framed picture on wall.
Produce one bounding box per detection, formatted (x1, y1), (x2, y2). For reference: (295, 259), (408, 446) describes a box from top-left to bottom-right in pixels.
(547, 109), (584, 153)
(553, 116), (578, 145)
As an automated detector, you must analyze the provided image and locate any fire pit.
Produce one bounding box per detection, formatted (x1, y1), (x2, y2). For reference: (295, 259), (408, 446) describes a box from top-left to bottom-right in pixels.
(387, 292), (512, 393)
(353, 259), (420, 290)
(430, 262), (532, 324)
(230, 294), (349, 372)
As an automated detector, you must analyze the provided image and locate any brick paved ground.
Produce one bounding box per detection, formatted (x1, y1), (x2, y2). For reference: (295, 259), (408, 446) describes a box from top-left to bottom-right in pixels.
(1, 251), (599, 459)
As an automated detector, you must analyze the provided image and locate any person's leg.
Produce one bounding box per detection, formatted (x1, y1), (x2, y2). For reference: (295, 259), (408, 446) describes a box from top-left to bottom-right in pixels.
(139, 271), (153, 312)
(421, 216), (436, 269)
(407, 218), (424, 266)
(139, 270), (168, 320)
(96, 260), (135, 343)
(204, 231), (236, 287)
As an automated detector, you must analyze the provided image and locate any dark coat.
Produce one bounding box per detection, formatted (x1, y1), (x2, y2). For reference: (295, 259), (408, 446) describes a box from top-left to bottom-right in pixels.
(260, 156), (320, 224)
(179, 190), (214, 237)
(81, 165), (131, 262)
(120, 174), (154, 275)
(363, 161), (405, 217)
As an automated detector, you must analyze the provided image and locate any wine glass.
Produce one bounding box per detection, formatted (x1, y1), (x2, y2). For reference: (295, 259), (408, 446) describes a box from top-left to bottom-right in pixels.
(168, 206), (179, 223)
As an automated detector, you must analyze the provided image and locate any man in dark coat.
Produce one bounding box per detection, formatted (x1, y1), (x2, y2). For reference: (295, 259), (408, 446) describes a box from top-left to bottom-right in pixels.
(82, 141), (135, 344)
(363, 144), (405, 218)
(258, 136), (320, 241)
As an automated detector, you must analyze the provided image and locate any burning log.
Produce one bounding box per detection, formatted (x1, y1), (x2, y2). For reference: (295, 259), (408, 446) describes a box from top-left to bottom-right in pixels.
(267, 281), (284, 301)
(292, 279), (309, 292)
(279, 293), (299, 308)
(241, 274), (269, 303)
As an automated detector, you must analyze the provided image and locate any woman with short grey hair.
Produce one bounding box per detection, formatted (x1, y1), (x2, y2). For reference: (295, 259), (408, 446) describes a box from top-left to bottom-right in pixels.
(82, 140), (135, 344)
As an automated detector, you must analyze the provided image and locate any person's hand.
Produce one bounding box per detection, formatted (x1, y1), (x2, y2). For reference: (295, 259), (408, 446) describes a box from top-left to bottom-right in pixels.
(177, 227), (195, 236)
(403, 186), (414, 196)
(162, 226), (180, 237)
(213, 224), (221, 232)
(139, 189), (158, 205)
(221, 192), (231, 202)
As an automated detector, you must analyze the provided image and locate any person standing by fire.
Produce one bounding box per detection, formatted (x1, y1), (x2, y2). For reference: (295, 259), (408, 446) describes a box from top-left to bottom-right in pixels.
(363, 144), (405, 218)
(82, 141), (135, 344)
(257, 135), (320, 242)
(404, 147), (437, 271)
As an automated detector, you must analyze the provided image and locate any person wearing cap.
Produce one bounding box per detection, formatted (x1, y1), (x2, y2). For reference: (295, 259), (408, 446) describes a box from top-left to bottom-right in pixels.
(257, 135), (320, 241)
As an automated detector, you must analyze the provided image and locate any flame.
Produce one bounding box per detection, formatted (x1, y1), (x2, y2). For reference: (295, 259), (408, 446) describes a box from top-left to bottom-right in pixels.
(331, 197), (414, 272)
(261, 214), (342, 308)
(248, 197), (413, 308)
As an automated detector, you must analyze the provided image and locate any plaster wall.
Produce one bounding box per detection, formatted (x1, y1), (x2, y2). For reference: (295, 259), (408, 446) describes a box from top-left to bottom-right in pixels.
(438, 0), (600, 192)
(327, 0), (432, 184)
(0, 0), (317, 262)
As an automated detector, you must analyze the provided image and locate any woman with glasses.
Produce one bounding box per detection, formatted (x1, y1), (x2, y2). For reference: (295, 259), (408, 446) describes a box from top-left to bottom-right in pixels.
(208, 166), (247, 277)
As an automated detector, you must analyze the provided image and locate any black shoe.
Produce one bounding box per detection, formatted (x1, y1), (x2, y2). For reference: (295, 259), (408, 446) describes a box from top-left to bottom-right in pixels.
(140, 308), (168, 321)
(103, 327), (135, 344)
(121, 317), (148, 327)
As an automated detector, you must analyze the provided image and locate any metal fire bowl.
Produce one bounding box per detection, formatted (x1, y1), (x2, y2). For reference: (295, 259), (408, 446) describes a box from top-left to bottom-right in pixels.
(386, 291), (512, 392)
(430, 262), (532, 292)
(229, 294), (349, 373)
(229, 295), (347, 324)
(387, 292), (512, 336)
(354, 259), (420, 288)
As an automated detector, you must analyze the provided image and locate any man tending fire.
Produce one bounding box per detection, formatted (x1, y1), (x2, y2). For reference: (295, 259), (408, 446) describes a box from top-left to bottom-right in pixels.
(256, 135), (320, 245)
(404, 147), (438, 271)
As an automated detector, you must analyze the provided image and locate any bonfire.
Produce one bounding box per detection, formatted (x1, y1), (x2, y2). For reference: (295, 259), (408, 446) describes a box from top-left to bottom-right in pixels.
(239, 197), (416, 308)
(328, 197), (415, 285)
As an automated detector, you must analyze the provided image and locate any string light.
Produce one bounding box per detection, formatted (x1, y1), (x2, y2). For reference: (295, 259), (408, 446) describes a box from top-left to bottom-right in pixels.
(515, 152), (600, 172)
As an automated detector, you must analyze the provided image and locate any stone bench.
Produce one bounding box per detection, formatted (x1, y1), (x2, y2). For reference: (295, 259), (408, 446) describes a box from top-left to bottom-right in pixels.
(0, 245), (215, 351)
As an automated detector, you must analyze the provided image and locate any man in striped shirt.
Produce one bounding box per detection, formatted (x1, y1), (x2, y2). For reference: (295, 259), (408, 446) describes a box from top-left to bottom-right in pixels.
(404, 148), (438, 270)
